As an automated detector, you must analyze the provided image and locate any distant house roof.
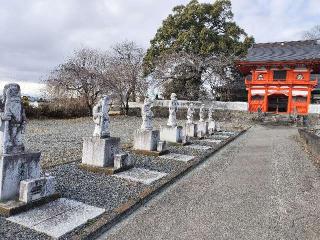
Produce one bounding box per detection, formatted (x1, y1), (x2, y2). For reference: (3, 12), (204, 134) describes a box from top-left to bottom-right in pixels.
(244, 39), (320, 63)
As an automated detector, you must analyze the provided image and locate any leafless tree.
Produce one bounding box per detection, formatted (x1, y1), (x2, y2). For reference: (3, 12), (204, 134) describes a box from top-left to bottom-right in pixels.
(101, 41), (147, 114)
(46, 48), (106, 114)
(303, 25), (320, 40)
(45, 41), (147, 115)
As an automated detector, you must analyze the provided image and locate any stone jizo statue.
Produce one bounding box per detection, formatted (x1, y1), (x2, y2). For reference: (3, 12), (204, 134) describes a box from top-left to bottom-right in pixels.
(141, 97), (153, 131)
(0, 83), (27, 154)
(167, 93), (179, 127)
(187, 103), (195, 124)
(199, 104), (206, 122)
(93, 95), (110, 138)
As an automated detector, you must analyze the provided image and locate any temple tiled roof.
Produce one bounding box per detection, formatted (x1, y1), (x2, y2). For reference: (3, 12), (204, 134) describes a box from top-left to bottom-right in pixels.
(245, 39), (320, 62)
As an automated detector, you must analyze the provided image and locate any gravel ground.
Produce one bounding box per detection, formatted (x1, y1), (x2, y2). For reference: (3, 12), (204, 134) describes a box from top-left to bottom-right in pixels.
(0, 114), (245, 240)
(25, 116), (247, 168)
(0, 129), (239, 240)
(0, 218), (50, 240)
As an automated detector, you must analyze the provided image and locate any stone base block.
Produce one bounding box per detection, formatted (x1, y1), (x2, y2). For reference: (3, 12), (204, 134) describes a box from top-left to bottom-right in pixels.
(133, 130), (160, 151)
(185, 123), (197, 137)
(19, 176), (56, 203)
(216, 122), (221, 132)
(197, 122), (209, 136)
(82, 137), (120, 168)
(160, 126), (183, 143)
(208, 121), (216, 134)
(0, 152), (41, 201)
(197, 130), (205, 139)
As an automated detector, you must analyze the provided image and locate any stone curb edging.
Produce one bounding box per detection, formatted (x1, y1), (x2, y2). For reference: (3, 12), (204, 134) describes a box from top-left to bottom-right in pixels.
(64, 128), (249, 240)
(298, 128), (320, 157)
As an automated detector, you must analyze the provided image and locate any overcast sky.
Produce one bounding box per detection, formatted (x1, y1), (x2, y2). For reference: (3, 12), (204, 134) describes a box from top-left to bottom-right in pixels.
(0, 0), (319, 95)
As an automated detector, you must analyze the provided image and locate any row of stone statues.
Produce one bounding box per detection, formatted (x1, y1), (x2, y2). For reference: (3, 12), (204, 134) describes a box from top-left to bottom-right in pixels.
(139, 94), (216, 132)
(0, 84), (218, 215)
(187, 103), (214, 124)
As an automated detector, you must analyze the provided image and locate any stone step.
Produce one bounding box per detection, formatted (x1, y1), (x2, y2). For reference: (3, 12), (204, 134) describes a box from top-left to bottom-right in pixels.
(114, 168), (167, 185)
(7, 198), (105, 239)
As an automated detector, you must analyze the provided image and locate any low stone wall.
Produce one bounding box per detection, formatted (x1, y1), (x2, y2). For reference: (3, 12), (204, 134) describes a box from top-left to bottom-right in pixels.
(309, 104), (320, 114)
(299, 129), (320, 156)
(129, 100), (248, 111)
(128, 106), (255, 126)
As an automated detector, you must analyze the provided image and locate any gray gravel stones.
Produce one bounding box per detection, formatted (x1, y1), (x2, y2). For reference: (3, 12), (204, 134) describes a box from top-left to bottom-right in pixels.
(25, 116), (243, 168)
(0, 217), (50, 240)
(48, 162), (146, 211)
(0, 116), (245, 239)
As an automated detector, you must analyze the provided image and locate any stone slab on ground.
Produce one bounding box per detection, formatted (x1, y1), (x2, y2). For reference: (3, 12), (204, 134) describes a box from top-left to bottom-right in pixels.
(159, 153), (195, 163)
(212, 134), (230, 139)
(201, 139), (223, 144)
(220, 131), (237, 136)
(185, 144), (212, 151)
(114, 167), (167, 185)
(8, 198), (105, 239)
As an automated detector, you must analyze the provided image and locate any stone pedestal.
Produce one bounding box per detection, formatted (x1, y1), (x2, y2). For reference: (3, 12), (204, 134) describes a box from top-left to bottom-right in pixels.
(82, 137), (120, 168)
(197, 122), (209, 136)
(0, 152), (41, 201)
(160, 126), (183, 143)
(133, 130), (160, 151)
(216, 122), (221, 132)
(185, 123), (197, 137)
(208, 121), (216, 134)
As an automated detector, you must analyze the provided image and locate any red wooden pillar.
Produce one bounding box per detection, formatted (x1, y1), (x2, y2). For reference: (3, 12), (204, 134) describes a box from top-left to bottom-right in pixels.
(264, 86), (268, 112)
(287, 86), (293, 114)
(307, 86), (311, 114)
(248, 88), (252, 112)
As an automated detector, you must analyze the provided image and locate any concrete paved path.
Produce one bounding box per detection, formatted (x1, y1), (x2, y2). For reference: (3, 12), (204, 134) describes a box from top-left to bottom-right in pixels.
(99, 125), (320, 240)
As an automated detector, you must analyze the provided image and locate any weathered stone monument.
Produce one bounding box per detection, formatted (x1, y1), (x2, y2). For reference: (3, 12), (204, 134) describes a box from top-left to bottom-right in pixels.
(160, 93), (184, 144)
(81, 95), (132, 173)
(197, 104), (209, 137)
(0, 84), (57, 216)
(208, 106), (216, 134)
(185, 103), (197, 137)
(133, 97), (167, 155)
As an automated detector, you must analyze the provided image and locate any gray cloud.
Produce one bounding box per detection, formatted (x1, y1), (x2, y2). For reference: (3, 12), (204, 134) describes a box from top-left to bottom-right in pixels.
(0, 0), (319, 86)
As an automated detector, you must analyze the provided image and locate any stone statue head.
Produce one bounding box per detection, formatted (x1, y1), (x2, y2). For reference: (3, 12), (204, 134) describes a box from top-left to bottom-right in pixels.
(3, 83), (21, 104)
(170, 93), (177, 100)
